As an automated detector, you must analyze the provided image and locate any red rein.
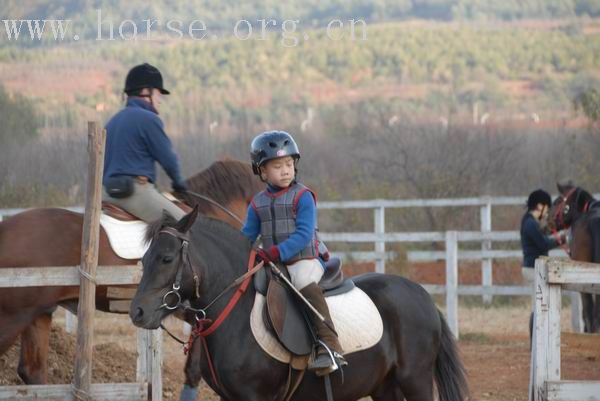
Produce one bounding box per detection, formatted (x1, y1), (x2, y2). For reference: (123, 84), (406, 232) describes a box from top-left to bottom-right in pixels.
(183, 250), (257, 390)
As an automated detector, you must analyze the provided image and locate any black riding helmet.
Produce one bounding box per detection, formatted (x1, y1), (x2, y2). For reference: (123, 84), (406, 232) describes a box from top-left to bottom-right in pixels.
(527, 189), (552, 210)
(250, 130), (300, 175)
(124, 63), (170, 95)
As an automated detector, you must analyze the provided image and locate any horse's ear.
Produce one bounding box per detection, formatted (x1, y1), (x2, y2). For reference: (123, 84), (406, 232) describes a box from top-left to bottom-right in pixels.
(557, 178), (575, 195)
(176, 205), (199, 233)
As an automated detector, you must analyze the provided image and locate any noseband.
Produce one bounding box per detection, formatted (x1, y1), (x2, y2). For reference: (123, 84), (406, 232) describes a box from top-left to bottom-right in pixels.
(157, 227), (206, 319)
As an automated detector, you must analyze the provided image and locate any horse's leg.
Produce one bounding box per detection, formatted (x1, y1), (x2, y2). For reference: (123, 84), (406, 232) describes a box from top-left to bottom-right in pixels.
(371, 380), (406, 401)
(0, 318), (26, 356)
(398, 369), (435, 401)
(372, 390), (405, 401)
(17, 310), (54, 384)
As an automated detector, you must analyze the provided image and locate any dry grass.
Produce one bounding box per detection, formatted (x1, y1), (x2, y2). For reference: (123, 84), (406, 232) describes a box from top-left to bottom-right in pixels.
(45, 299), (587, 401)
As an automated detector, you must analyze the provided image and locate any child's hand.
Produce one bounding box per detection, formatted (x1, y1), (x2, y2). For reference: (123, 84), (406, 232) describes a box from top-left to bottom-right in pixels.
(257, 246), (280, 263)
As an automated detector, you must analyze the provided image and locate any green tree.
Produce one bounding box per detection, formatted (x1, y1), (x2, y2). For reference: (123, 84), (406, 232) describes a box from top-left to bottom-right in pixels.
(574, 88), (600, 121)
(0, 85), (41, 144)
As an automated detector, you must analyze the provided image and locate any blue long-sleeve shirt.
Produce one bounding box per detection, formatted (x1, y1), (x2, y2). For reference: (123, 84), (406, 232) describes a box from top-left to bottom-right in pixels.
(242, 184), (316, 263)
(520, 212), (560, 268)
(103, 98), (185, 187)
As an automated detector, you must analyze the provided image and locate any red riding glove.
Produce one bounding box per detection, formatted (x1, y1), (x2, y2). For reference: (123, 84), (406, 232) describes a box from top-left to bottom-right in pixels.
(257, 246), (280, 264)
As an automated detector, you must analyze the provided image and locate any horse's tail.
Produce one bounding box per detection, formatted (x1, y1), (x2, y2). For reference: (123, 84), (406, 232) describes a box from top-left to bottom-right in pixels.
(434, 310), (469, 401)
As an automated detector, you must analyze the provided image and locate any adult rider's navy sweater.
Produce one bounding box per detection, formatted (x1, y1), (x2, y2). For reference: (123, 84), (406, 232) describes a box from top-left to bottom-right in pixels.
(103, 98), (185, 188)
(520, 212), (560, 268)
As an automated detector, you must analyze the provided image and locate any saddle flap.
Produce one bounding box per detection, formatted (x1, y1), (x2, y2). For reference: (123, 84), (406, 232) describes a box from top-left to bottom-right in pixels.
(318, 257), (344, 291)
(265, 278), (313, 356)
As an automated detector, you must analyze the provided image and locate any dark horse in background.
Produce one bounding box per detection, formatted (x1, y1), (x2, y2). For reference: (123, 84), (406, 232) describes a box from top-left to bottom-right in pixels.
(129, 207), (469, 401)
(549, 181), (600, 332)
(0, 160), (263, 385)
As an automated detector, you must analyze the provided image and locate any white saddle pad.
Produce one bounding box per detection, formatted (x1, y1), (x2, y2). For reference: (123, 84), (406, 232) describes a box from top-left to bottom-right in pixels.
(100, 213), (150, 260)
(250, 286), (383, 363)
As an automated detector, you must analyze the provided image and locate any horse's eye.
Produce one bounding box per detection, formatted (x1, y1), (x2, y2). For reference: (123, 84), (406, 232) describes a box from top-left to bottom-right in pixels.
(162, 255), (174, 264)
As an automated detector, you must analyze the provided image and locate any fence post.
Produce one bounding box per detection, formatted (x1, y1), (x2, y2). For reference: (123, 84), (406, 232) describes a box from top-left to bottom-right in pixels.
(72, 122), (105, 400)
(374, 206), (385, 273)
(480, 198), (493, 304)
(445, 231), (459, 339)
(65, 310), (77, 334)
(183, 322), (192, 337)
(532, 258), (561, 401)
(151, 330), (163, 401)
(137, 328), (163, 401)
(569, 291), (583, 333)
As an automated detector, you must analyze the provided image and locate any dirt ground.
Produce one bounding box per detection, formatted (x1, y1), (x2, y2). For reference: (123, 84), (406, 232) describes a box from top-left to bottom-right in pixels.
(1, 261), (599, 400)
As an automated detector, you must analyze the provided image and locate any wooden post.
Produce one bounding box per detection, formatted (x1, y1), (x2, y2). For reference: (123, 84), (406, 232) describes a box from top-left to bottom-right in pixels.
(65, 311), (77, 334)
(569, 291), (583, 333)
(136, 329), (163, 401)
(480, 198), (493, 304)
(183, 322), (192, 337)
(136, 329), (150, 384)
(151, 330), (163, 401)
(374, 206), (386, 273)
(445, 231), (459, 338)
(532, 258), (561, 401)
(72, 122), (105, 401)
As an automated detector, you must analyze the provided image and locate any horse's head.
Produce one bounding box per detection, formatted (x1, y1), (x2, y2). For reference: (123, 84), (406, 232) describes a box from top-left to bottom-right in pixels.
(549, 183), (593, 231)
(130, 206), (201, 329)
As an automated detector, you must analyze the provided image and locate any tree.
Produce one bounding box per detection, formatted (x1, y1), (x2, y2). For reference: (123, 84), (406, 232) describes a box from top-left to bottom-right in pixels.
(0, 85), (41, 145)
(574, 88), (600, 122)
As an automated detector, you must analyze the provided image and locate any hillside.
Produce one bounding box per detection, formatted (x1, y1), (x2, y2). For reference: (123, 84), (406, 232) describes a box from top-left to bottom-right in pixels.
(0, 19), (598, 137)
(3, 0), (600, 30)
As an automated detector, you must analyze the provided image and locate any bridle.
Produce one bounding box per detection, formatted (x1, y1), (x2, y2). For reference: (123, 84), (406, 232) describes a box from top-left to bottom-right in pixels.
(156, 227), (206, 320)
(156, 226), (263, 322)
(552, 187), (578, 231)
(152, 225), (263, 391)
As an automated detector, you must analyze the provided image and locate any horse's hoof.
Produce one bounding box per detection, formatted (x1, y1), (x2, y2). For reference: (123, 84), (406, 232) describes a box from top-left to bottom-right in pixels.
(179, 384), (198, 401)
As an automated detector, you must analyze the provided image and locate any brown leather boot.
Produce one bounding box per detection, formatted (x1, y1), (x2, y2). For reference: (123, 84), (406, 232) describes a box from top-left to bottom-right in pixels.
(300, 282), (347, 375)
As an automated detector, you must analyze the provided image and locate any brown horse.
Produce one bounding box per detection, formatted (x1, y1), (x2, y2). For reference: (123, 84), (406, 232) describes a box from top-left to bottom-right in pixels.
(549, 182), (600, 332)
(0, 159), (263, 384)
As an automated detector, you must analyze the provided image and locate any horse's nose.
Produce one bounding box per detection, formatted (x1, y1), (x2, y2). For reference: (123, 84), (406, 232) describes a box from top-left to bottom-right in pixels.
(130, 306), (144, 324)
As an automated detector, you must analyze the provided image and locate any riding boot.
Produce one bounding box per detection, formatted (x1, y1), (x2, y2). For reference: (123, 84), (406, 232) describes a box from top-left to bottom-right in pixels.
(300, 282), (347, 375)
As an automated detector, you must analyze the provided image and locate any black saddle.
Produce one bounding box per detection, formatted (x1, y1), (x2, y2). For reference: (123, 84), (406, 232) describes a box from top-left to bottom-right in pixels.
(254, 257), (355, 356)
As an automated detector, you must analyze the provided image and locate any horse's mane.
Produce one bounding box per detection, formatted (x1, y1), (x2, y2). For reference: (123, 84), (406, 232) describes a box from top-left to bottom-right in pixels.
(575, 187), (594, 208)
(176, 159), (262, 214)
(144, 212), (247, 246)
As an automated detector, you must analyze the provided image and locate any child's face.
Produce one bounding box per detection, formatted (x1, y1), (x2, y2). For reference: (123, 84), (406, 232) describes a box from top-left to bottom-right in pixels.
(260, 156), (296, 188)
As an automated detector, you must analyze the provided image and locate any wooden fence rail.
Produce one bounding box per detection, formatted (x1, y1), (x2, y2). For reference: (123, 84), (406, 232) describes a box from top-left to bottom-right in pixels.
(530, 257), (600, 401)
(0, 123), (159, 401)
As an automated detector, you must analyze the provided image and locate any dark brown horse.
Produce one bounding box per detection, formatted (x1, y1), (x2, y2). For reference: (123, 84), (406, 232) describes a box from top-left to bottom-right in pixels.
(0, 159), (263, 384)
(549, 183), (600, 332)
(129, 208), (469, 401)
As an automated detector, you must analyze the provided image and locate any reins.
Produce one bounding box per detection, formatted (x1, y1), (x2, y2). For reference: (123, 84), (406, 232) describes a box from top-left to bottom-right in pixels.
(154, 225), (263, 391)
(184, 190), (245, 226)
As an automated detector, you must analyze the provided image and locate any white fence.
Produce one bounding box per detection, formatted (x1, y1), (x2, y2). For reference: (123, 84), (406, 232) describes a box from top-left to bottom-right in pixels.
(0, 196), (581, 337)
(530, 257), (600, 401)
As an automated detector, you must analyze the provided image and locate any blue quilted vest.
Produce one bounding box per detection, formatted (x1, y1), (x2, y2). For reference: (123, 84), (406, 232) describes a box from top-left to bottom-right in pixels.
(251, 182), (319, 262)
